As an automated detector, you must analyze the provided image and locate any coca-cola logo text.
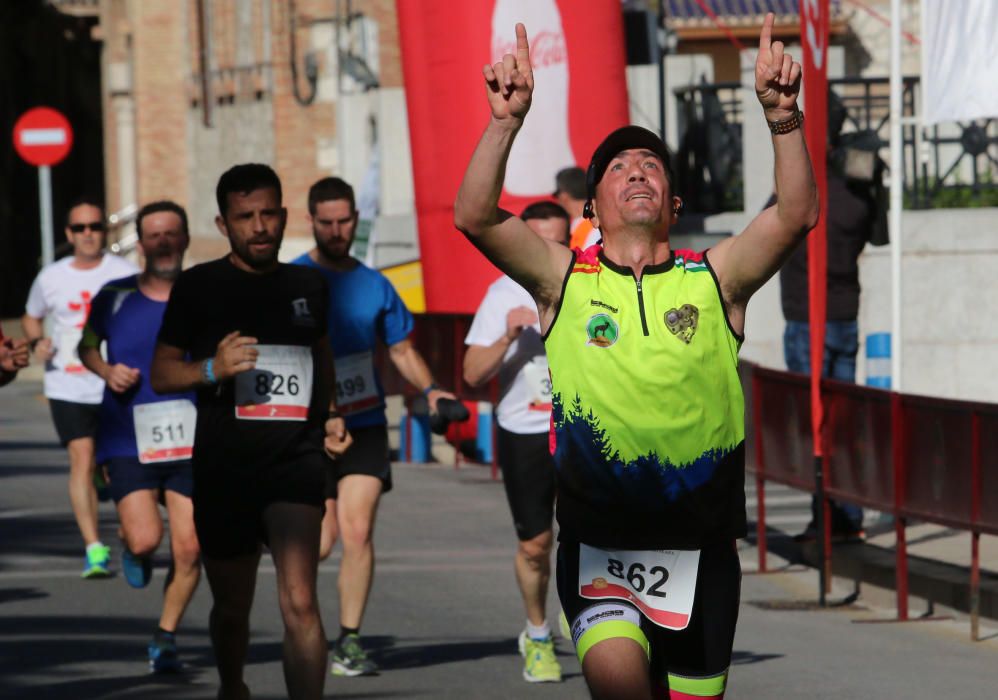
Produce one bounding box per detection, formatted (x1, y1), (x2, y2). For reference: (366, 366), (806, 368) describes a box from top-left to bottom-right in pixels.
(492, 30), (566, 68)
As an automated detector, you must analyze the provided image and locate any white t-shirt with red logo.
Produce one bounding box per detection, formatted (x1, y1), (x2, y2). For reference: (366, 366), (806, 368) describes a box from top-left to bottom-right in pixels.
(465, 275), (552, 435)
(25, 254), (139, 404)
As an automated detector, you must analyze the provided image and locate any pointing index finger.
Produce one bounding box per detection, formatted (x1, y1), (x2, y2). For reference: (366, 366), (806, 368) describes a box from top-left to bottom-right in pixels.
(759, 12), (773, 51)
(515, 22), (532, 75)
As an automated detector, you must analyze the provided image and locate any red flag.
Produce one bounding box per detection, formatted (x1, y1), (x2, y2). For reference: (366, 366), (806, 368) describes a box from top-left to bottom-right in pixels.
(397, 0), (630, 313)
(800, 0), (829, 456)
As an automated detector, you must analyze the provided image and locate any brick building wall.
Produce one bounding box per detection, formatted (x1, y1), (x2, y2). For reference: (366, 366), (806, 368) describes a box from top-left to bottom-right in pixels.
(133, 3), (191, 206)
(99, 0), (407, 263)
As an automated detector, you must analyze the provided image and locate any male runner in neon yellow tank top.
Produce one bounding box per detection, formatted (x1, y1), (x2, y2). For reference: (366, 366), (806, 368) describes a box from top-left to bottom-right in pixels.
(454, 14), (817, 700)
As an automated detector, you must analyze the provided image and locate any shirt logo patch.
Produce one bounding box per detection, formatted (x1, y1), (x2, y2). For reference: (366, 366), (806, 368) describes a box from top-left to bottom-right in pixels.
(586, 313), (619, 348)
(664, 304), (698, 344)
(291, 298), (315, 327)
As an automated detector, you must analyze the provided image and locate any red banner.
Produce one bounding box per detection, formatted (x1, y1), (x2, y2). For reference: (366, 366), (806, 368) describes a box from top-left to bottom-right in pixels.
(800, 0), (829, 455)
(397, 0), (630, 313)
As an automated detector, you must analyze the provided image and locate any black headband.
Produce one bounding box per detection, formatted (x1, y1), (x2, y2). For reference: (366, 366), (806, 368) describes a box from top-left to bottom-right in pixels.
(583, 125), (675, 220)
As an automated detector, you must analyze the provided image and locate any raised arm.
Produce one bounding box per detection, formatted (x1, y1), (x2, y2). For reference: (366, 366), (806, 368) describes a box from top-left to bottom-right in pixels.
(707, 13), (819, 331)
(453, 23), (572, 327)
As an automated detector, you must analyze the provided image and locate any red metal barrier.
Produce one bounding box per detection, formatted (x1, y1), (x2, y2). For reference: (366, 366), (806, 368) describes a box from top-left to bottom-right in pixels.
(899, 395), (975, 529)
(744, 360), (996, 638)
(752, 367), (814, 491)
(974, 406), (998, 534)
(823, 381), (894, 511)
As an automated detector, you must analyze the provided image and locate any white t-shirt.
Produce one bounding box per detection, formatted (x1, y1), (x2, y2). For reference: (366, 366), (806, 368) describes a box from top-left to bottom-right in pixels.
(25, 254), (139, 403)
(465, 275), (552, 435)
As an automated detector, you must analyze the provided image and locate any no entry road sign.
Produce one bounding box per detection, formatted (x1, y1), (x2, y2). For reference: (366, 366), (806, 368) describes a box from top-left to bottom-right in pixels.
(13, 107), (73, 167)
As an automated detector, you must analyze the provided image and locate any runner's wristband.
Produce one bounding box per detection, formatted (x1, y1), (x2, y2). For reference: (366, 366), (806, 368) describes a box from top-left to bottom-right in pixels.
(422, 383), (440, 396)
(201, 358), (218, 385)
(327, 410), (343, 420)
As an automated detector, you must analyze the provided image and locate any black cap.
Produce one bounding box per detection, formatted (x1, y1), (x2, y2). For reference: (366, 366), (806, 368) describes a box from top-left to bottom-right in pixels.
(553, 166), (587, 200)
(583, 126), (674, 219)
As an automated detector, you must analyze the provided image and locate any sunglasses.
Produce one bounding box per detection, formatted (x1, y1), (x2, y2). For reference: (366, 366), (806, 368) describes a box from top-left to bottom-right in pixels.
(68, 222), (106, 233)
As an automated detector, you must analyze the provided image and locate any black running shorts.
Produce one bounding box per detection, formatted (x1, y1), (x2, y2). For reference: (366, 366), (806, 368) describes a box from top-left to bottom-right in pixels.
(106, 456), (194, 503)
(48, 399), (100, 445)
(193, 452), (326, 559)
(557, 539), (741, 696)
(324, 424), (392, 499)
(497, 426), (557, 541)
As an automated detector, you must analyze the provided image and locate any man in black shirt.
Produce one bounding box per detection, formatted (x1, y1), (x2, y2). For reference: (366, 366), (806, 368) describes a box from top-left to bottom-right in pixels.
(151, 164), (351, 700)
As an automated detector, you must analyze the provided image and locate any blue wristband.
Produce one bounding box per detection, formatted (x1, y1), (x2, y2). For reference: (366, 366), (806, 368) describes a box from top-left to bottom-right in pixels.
(202, 358), (217, 385)
(422, 383), (440, 396)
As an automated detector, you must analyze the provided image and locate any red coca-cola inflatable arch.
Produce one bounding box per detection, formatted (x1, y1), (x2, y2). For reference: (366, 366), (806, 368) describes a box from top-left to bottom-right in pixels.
(398, 0), (631, 314)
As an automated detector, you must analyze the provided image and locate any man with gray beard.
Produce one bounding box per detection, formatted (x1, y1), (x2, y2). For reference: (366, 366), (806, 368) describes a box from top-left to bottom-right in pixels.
(79, 201), (202, 673)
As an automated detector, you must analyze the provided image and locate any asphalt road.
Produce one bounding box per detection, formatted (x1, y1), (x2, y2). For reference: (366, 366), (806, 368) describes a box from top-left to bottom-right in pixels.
(2, 377), (997, 699)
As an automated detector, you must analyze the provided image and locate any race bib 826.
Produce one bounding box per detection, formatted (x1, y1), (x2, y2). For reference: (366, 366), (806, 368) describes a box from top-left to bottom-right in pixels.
(234, 345), (313, 421)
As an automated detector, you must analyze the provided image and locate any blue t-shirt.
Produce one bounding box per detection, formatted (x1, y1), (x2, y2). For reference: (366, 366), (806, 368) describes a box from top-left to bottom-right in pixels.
(291, 254), (414, 429)
(84, 275), (196, 461)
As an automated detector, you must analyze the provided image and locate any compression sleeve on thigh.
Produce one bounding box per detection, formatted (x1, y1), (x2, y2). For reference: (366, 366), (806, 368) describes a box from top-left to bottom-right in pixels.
(576, 620), (650, 663)
(667, 670), (728, 698)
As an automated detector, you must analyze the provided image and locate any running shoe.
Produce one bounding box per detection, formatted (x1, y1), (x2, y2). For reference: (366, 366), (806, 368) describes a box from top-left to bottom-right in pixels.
(518, 630), (562, 683)
(122, 549), (153, 588)
(148, 631), (181, 673)
(81, 544), (111, 579)
(330, 633), (378, 677)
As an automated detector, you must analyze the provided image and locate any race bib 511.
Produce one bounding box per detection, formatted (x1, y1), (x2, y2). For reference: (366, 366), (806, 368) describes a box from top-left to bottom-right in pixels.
(133, 399), (196, 464)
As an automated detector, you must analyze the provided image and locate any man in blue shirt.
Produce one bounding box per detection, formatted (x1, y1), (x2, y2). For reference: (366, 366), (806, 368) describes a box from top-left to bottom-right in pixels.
(79, 201), (201, 673)
(293, 176), (455, 677)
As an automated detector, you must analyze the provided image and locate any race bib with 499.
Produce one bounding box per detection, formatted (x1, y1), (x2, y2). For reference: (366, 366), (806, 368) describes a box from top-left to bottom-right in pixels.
(234, 345), (313, 421)
(334, 351), (379, 415)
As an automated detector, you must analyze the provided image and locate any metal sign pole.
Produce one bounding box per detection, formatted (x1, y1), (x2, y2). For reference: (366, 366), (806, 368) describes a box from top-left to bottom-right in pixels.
(38, 164), (55, 268)
(889, 0), (903, 391)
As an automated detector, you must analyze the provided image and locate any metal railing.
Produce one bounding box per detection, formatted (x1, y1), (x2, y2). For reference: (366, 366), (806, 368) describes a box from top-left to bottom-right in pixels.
(744, 361), (998, 640)
(674, 76), (998, 214)
(674, 80), (744, 214)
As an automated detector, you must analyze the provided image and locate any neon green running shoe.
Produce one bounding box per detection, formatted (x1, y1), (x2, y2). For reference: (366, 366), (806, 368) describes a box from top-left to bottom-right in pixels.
(518, 631), (562, 683)
(330, 633), (378, 677)
(81, 544), (111, 579)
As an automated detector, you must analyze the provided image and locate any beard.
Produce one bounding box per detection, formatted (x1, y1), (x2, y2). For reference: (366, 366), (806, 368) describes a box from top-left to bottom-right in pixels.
(232, 233), (282, 270)
(313, 230), (352, 262)
(146, 253), (183, 280)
